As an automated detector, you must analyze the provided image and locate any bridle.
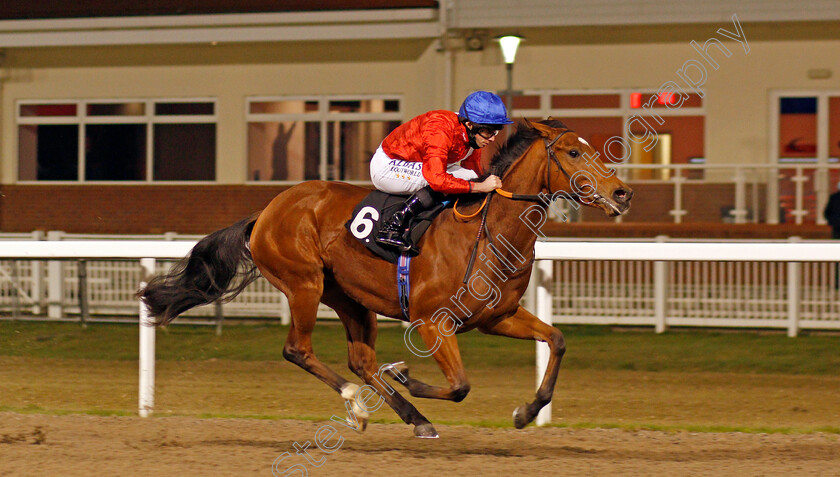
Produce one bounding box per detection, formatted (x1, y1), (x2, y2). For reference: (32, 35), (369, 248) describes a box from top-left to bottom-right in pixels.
(460, 125), (622, 283)
(453, 128), (573, 220)
(493, 129), (574, 203)
(493, 128), (620, 213)
(460, 128), (575, 283)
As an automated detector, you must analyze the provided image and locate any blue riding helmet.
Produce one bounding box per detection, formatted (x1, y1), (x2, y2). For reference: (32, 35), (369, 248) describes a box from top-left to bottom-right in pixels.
(458, 91), (514, 126)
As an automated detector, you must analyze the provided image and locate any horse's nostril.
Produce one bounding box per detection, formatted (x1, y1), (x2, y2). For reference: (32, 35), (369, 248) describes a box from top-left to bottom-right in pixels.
(613, 188), (631, 203)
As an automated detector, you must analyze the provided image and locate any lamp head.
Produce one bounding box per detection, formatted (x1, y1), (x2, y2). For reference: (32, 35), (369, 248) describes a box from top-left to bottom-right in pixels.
(497, 35), (523, 64)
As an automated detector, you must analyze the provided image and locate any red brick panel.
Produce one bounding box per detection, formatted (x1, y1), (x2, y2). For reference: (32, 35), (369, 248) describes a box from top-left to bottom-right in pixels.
(0, 185), (294, 234)
(542, 222), (830, 239)
(581, 183), (766, 223)
(0, 183), (831, 238)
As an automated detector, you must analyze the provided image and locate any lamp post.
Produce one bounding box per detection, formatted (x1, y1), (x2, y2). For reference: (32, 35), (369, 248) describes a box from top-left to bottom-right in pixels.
(497, 34), (523, 131)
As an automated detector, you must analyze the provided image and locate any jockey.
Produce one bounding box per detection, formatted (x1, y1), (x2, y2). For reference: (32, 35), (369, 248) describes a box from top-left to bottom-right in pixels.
(370, 91), (513, 253)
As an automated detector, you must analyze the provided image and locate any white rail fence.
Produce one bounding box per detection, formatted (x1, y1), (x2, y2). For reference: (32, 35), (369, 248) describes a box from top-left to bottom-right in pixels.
(529, 238), (840, 425)
(0, 232), (293, 323)
(4, 238), (840, 424)
(4, 234), (840, 335)
(530, 238), (840, 337)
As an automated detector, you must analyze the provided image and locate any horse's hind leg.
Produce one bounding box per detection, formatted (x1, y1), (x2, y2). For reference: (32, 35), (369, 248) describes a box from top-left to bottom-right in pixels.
(261, 269), (352, 397)
(322, 288), (439, 438)
(478, 305), (566, 428)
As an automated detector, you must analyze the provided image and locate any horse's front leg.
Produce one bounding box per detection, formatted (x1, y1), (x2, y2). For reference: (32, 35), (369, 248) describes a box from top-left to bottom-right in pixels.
(393, 318), (472, 403)
(322, 288), (438, 438)
(478, 305), (566, 428)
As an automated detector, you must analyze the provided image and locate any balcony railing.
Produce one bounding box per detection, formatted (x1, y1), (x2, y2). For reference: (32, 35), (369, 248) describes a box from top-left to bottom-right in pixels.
(553, 163), (840, 225)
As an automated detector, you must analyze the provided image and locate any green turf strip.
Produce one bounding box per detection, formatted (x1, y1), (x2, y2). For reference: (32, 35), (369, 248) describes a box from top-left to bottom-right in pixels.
(1, 321), (839, 376)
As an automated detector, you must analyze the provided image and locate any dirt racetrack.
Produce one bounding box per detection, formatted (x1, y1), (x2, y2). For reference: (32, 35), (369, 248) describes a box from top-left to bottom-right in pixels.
(1, 412), (839, 477)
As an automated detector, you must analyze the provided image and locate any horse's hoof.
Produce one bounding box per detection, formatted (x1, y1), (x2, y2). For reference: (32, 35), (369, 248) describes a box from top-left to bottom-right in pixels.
(340, 383), (370, 432)
(413, 423), (439, 438)
(513, 404), (530, 429)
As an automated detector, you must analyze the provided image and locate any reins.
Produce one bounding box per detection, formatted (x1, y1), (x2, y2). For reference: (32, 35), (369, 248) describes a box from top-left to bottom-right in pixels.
(455, 128), (575, 219)
(459, 128), (574, 283)
(452, 194), (489, 220)
(494, 130), (574, 203)
(461, 193), (492, 283)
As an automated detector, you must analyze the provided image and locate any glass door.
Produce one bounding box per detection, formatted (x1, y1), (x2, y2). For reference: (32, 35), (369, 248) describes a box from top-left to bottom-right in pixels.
(771, 91), (840, 224)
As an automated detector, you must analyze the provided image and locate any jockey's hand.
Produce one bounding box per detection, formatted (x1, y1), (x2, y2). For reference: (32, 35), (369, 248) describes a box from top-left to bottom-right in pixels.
(473, 175), (502, 193)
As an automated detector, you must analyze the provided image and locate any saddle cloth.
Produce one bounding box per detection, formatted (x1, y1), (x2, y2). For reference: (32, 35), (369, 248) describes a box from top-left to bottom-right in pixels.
(345, 190), (446, 264)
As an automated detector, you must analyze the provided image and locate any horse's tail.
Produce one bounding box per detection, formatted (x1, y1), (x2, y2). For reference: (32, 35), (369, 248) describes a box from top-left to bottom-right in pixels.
(139, 215), (260, 326)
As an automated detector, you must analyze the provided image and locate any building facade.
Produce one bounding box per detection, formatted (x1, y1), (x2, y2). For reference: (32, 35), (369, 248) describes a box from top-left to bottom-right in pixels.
(1, 1), (839, 233)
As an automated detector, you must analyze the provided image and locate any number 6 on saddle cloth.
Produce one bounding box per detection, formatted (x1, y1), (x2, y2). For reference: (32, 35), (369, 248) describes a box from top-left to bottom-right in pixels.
(345, 189), (449, 322)
(345, 189), (448, 264)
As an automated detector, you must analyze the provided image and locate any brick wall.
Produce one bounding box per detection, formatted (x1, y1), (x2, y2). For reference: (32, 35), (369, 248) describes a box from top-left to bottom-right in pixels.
(580, 182), (770, 223)
(542, 222), (830, 239)
(0, 183), (832, 238)
(0, 185), (296, 234)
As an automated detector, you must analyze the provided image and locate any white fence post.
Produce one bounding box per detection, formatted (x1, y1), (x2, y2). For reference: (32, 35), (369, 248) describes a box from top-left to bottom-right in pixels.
(280, 293), (291, 326)
(669, 174), (687, 223)
(30, 230), (45, 315)
(787, 236), (801, 338)
(535, 258), (553, 427)
(654, 235), (669, 333)
(138, 258), (156, 417)
(732, 166), (747, 224)
(46, 230), (64, 319)
(523, 265), (538, 314)
(791, 167), (808, 225)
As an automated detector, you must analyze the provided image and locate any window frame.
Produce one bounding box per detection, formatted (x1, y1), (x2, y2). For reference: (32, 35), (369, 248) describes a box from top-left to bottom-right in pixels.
(512, 88), (706, 183)
(245, 94), (403, 185)
(512, 88), (705, 119)
(16, 97), (218, 184)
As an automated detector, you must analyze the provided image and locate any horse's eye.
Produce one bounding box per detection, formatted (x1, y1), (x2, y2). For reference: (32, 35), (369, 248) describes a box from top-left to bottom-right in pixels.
(569, 150), (579, 158)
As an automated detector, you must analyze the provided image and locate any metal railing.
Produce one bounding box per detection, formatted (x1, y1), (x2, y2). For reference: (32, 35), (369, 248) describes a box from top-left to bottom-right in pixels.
(554, 162), (840, 225)
(0, 232), (294, 323)
(4, 234), (840, 336)
(529, 237), (840, 337)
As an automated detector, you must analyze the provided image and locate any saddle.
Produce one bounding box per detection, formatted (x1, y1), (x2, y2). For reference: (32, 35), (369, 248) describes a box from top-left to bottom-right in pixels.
(345, 190), (446, 264)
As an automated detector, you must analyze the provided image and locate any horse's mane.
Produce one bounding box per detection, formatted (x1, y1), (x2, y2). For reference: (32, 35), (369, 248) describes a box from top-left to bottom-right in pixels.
(488, 119), (567, 178)
(454, 119), (567, 207)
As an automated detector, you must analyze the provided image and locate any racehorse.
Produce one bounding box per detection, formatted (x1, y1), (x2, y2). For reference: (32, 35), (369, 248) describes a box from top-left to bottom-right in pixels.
(140, 119), (632, 438)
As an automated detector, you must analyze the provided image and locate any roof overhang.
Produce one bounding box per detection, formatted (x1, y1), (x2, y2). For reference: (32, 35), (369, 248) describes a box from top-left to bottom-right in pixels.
(0, 8), (440, 47)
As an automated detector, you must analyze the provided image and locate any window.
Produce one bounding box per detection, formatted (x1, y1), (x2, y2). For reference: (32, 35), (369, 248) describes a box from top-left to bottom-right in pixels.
(773, 93), (840, 224)
(246, 96), (401, 182)
(510, 89), (705, 181)
(17, 99), (216, 182)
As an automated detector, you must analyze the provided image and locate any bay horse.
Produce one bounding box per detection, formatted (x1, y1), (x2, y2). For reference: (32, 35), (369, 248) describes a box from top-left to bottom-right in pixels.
(140, 119), (632, 438)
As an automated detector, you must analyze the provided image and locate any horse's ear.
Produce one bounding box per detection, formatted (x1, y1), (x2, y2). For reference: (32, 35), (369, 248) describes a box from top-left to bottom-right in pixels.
(530, 120), (553, 137)
(523, 117), (534, 128)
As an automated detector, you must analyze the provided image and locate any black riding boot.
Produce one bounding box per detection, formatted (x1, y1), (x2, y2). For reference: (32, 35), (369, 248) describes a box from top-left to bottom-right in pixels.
(376, 187), (438, 253)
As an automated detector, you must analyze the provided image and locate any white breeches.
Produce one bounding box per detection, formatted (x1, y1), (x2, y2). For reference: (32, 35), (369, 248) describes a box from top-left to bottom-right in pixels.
(369, 145), (478, 195)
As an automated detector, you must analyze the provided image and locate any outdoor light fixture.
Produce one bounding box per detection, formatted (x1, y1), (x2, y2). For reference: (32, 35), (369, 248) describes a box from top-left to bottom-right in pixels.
(497, 35), (523, 64)
(496, 35), (524, 130)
